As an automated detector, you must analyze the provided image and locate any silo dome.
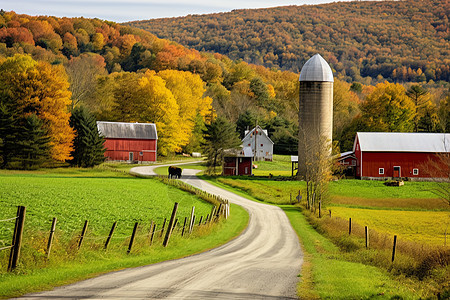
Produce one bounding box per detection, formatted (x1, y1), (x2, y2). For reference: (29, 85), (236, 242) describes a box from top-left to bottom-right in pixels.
(299, 54), (334, 82)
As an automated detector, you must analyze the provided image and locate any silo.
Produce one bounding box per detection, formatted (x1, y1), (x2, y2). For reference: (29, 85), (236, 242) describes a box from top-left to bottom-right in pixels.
(297, 54), (334, 178)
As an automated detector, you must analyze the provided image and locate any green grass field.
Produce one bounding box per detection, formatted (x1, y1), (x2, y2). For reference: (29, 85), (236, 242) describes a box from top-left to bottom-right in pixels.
(0, 169), (213, 240)
(0, 167), (249, 298)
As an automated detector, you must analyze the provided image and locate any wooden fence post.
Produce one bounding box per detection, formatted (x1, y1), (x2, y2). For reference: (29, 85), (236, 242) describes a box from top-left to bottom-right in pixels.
(348, 218), (352, 235)
(392, 235), (397, 262)
(365, 226), (369, 249)
(8, 206), (26, 272)
(128, 222), (139, 254)
(181, 217), (187, 237)
(104, 221), (117, 250)
(78, 220), (89, 250)
(163, 202), (178, 247)
(160, 218), (167, 238)
(189, 207), (195, 233)
(150, 224), (157, 245)
(46, 217), (57, 259)
(198, 216), (203, 226)
(209, 206), (216, 223)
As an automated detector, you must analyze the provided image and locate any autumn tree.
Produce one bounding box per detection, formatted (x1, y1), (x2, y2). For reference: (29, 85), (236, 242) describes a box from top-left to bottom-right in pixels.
(0, 54), (74, 162)
(108, 70), (180, 155)
(361, 81), (415, 132)
(406, 85), (429, 132)
(65, 53), (107, 109)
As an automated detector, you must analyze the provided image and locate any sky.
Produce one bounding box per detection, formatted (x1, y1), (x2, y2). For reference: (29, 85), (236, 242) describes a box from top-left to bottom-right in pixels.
(2, 0), (354, 23)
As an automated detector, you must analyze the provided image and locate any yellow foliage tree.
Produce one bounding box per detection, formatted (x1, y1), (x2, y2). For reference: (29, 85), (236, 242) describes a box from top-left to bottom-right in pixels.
(158, 70), (212, 149)
(0, 54), (74, 161)
(110, 71), (180, 155)
(361, 81), (415, 132)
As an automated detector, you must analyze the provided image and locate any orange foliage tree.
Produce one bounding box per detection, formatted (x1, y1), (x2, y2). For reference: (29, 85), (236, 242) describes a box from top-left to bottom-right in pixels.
(0, 54), (74, 161)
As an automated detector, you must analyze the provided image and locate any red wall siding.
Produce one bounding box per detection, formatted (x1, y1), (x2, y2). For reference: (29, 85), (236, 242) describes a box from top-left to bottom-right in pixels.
(354, 138), (362, 177)
(361, 152), (440, 178)
(104, 138), (157, 162)
(238, 158), (252, 175)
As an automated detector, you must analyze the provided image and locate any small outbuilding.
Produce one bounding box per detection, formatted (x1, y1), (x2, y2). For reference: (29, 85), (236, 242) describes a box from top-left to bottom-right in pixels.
(354, 132), (449, 180)
(97, 121), (158, 163)
(222, 147), (253, 176)
(242, 125), (274, 161)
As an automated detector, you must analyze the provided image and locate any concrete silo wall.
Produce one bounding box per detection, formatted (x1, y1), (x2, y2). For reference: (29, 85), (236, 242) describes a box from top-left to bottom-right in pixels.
(297, 81), (333, 177)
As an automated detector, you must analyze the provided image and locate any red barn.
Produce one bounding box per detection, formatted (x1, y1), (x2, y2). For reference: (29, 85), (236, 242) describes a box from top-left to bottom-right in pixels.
(223, 147), (253, 176)
(97, 121), (157, 163)
(353, 132), (449, 180)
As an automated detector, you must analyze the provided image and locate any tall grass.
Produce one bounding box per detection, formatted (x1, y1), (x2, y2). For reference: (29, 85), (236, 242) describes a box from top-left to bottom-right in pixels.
(304, 209), (450, 297)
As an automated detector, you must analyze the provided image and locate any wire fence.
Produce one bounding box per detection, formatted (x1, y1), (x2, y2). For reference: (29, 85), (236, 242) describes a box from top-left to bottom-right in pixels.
(1, 184), (231, 272)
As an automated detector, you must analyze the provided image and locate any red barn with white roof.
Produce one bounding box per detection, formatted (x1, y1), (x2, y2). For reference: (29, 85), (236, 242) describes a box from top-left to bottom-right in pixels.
(353, 132), (449, 180)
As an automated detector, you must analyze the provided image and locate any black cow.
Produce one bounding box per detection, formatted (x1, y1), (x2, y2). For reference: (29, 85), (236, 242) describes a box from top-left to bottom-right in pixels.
(168, 166), (182, 179)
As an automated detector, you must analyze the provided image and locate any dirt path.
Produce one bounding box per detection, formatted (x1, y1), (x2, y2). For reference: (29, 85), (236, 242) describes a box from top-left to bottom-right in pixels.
(17, 165), (302, 299)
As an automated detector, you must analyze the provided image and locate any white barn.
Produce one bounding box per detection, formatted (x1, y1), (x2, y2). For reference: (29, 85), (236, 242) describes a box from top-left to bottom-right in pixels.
(242, 125), (274, 161)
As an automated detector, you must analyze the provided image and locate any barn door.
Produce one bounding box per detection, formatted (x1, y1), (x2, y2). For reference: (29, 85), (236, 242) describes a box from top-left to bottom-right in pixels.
(393, 166), (401, 178)
(129, 152), (134, 162)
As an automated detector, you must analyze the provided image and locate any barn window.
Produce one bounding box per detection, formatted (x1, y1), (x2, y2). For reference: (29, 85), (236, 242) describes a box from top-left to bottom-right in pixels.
(379, 168), (384, 175)
(351, 160), (356, 166)
(413, 168), (419, 175)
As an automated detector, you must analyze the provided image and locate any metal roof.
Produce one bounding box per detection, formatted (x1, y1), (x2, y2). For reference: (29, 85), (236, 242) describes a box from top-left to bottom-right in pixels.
(299, 54), (334, 82)
(354, 132), (450, 153)
(97, 121), (158, 140)
(223, 146), (253, 158)
(242, 125), (274, 145)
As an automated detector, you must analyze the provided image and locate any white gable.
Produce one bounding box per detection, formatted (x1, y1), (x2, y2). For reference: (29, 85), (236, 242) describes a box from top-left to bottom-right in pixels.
(354, 132), (450, 153)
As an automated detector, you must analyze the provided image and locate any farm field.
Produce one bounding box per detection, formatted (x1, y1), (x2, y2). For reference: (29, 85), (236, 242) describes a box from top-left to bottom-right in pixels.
(214, 175), (447, 246)
(0, 169), (213, 239)
(0, 167), (249, 298)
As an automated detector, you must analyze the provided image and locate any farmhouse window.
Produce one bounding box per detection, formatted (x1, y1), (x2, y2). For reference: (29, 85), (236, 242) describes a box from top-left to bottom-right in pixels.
(413, 168), (419, 175)
(379, 168), (384, 175)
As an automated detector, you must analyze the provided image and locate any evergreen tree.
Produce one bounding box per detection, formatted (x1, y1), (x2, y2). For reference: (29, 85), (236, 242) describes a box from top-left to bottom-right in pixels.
(14, 114), (52, 170)
(69, 106), (105, 167)
(203, 116), (241, 174)
(0, 103), (20, 168)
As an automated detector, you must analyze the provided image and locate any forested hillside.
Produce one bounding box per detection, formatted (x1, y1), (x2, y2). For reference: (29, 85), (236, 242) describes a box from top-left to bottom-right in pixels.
(128, 0), (449, 84)
(0, 10), (302, 161)
(0, 9), (448, 170)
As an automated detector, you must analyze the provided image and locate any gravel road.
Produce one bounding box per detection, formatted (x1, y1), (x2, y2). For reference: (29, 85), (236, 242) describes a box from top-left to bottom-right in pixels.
(17, 164), (302, 299)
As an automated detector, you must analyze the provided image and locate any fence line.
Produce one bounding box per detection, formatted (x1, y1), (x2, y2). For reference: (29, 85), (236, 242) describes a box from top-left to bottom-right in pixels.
(0, 217), (18, 223)
(1, 175), (231, 272)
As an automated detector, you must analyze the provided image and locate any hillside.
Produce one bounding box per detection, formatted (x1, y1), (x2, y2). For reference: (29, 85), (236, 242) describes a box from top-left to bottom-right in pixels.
(128, 0), (450, 84)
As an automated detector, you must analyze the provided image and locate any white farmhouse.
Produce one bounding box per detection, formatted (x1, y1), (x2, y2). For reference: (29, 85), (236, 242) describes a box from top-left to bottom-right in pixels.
(242, 125), (274, 161)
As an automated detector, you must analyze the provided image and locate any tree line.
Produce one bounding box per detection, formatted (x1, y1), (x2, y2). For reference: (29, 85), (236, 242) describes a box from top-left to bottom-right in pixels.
(0, 10), (448, 171)
(128, 0), (449, 84)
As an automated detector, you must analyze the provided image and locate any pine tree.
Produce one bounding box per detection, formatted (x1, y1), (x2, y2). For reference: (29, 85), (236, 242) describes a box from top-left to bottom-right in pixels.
(69, 106), (105, 167)
(203, 116), (241, 174)
(14, 114), (52, 170)
(0, 103), (20, 168)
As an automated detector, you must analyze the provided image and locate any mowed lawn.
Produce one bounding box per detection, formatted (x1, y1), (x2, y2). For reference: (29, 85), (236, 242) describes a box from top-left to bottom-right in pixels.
(0, 169), (213, 241)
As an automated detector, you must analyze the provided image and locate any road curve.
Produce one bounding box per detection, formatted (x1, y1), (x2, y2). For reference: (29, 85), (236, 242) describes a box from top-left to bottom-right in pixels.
(17, 164), (303, 300)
